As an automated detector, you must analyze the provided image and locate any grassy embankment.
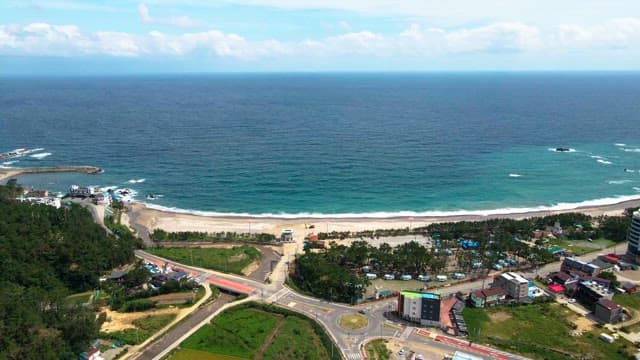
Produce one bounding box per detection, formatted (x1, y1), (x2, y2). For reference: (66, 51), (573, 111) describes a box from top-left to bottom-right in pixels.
(147, 246), (261, 275)
(103, 313), (177, 345)
(463, 302), (636, 360)
(168, 302), (339, 360)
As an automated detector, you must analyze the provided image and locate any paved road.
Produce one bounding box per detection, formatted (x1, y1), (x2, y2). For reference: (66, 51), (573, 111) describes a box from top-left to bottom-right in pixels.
(128, 226), (623, 360)
(133, 293), (235, 360)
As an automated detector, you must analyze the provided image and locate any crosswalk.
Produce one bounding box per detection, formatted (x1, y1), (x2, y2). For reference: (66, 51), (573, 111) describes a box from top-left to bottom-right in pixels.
(344, 352), (362, 360)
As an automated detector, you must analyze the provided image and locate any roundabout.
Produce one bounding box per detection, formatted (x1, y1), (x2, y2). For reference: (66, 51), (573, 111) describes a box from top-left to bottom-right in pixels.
(338, 313), (369, 330)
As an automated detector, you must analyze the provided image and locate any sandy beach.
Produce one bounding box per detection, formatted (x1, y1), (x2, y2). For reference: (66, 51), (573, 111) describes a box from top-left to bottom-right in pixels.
(127, 198), (640, 239)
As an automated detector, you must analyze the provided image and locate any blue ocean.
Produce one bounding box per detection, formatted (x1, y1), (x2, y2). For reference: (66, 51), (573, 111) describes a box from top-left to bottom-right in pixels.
(1, 73), (640, 217)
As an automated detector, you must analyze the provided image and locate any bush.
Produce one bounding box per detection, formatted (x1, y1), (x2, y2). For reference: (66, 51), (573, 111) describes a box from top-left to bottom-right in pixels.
(120, 299), (155, 312)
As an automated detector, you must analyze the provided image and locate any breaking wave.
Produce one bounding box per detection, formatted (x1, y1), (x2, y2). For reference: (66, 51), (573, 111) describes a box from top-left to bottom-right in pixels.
(139, 194), (640, 219)
(30, 152), (52, 159)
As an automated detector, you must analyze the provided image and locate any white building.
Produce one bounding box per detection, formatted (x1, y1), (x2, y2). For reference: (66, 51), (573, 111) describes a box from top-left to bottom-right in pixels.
(22, 197), (61, 209)
(70, 185), (95, 198)
(627, 211), (640, 263)
(492, 272), (529, 300)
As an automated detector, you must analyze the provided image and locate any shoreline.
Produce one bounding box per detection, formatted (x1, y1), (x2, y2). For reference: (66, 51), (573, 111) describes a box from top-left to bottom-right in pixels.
(128, 197), (640, 237)
(0, 166), (103, 182)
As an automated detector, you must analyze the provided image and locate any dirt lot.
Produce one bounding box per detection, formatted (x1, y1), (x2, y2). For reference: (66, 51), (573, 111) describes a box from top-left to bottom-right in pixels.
(149, 292), (196, 305)
(242, 260), (260, 276)
(572, 316), (596, 334)
(100, 307), (180, 332)
(489, 311), (512, 322)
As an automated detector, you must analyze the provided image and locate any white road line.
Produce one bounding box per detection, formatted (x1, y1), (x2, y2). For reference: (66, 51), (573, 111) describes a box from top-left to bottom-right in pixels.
(345, 352), (362, 360)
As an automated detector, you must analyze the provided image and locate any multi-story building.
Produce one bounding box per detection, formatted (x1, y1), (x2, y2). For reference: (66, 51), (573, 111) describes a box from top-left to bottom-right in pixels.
(560, 257), (601, 277)
(491, 272), (529, 300)
(627, 211), (640, 263)
(575, 280), (614, 310)
(594, 299), (623, 324)
(397, 291), (440, 327)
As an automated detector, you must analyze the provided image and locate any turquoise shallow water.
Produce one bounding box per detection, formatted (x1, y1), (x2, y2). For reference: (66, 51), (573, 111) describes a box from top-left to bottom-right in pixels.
(1, 73), (640, 217)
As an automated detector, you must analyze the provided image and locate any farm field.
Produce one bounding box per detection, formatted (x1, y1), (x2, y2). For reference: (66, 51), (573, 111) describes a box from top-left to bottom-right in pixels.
(170, 302), (338, 360)
(148, 246), (261, 275)
(463, 302), (636, 360)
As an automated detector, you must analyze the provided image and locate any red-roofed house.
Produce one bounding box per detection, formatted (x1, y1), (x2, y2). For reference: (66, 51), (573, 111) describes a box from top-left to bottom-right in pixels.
(595, 298), (623, 323)
(469, 288), (506, 308)
(622, 282), (637, 294)
(548, 284), (565, 293)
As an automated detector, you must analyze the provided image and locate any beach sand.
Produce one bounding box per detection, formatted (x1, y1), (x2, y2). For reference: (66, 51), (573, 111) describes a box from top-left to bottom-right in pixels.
(127, 198), (640, 239)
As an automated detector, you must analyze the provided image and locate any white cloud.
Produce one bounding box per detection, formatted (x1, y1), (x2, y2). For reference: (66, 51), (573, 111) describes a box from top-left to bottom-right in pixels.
(1, 18), (640, 60)
(150, 0), (640, 28)
(138, 3), (203, 29)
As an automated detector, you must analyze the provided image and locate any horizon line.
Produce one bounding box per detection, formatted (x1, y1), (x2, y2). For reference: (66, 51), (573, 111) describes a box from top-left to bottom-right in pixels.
(3, 69), (640, 78)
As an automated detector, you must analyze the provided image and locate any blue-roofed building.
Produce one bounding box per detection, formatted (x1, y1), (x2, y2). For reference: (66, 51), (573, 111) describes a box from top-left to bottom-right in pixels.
(459, 239), (479, 250)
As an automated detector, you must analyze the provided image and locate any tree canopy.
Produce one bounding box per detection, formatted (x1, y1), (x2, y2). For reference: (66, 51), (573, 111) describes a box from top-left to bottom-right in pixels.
(0, 184), (142, 358)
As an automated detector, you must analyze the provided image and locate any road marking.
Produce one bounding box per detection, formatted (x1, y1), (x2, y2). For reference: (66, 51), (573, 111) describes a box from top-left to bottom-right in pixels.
(345, 352), (362, 360)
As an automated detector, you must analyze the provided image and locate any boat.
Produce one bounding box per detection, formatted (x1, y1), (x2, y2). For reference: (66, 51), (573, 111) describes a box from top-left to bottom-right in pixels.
(555, 147), (571, 152)
(146, 194), (158, 200)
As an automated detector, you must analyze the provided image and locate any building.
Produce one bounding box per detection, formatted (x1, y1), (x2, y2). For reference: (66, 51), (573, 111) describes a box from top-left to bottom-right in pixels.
(452, 351), (484, 360)
(93, 193), (111, 205)
(21, 196), (61, 208)
(589, 259), (615, 273)
(25, 189), (48, 197)
(69, 185), (95, 198)
(622, 282), (638, 294)
(594, 299), (623, 324)
(551, 271), (573, 285)
(575, 280), (614, 310)
(561, 257), (600, 277)
(469, 288), (506, 308)
(280, 229), (294, 242)
(627, 211), (640, 264)
(397, 291), (441, 327)
(491, 272), (529, 300)
(79, 347), (104, 360)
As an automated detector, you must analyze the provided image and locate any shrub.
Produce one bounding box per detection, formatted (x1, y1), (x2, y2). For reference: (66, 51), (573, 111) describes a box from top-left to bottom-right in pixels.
(120, 299), (155, 312)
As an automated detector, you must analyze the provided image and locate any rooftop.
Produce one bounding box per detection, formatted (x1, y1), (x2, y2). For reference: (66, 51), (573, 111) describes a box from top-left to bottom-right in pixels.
(598, 298), (621, 311)
(401, 290), (440, 299)
(502, 272), (528, 284)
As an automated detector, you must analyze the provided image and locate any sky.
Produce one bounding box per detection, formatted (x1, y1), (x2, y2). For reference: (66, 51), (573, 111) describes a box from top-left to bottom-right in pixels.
(1, 1), (640, 74)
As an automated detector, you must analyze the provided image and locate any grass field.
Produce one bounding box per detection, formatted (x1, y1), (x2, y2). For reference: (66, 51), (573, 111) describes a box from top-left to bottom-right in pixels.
(169, 348), (244, 360)
(615, 294), (640, 310)
(262, 316), (332, 360)
(175, 302), (338, 360)
(463, 303), (636, 360)
(102, 313), (176, 345)
(365, 339), (391, 360)
(339, 313), (369, 330)
(181, 308), (278, 358)
(66, 291), (92, 305)
(148, 246), (261, 275)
